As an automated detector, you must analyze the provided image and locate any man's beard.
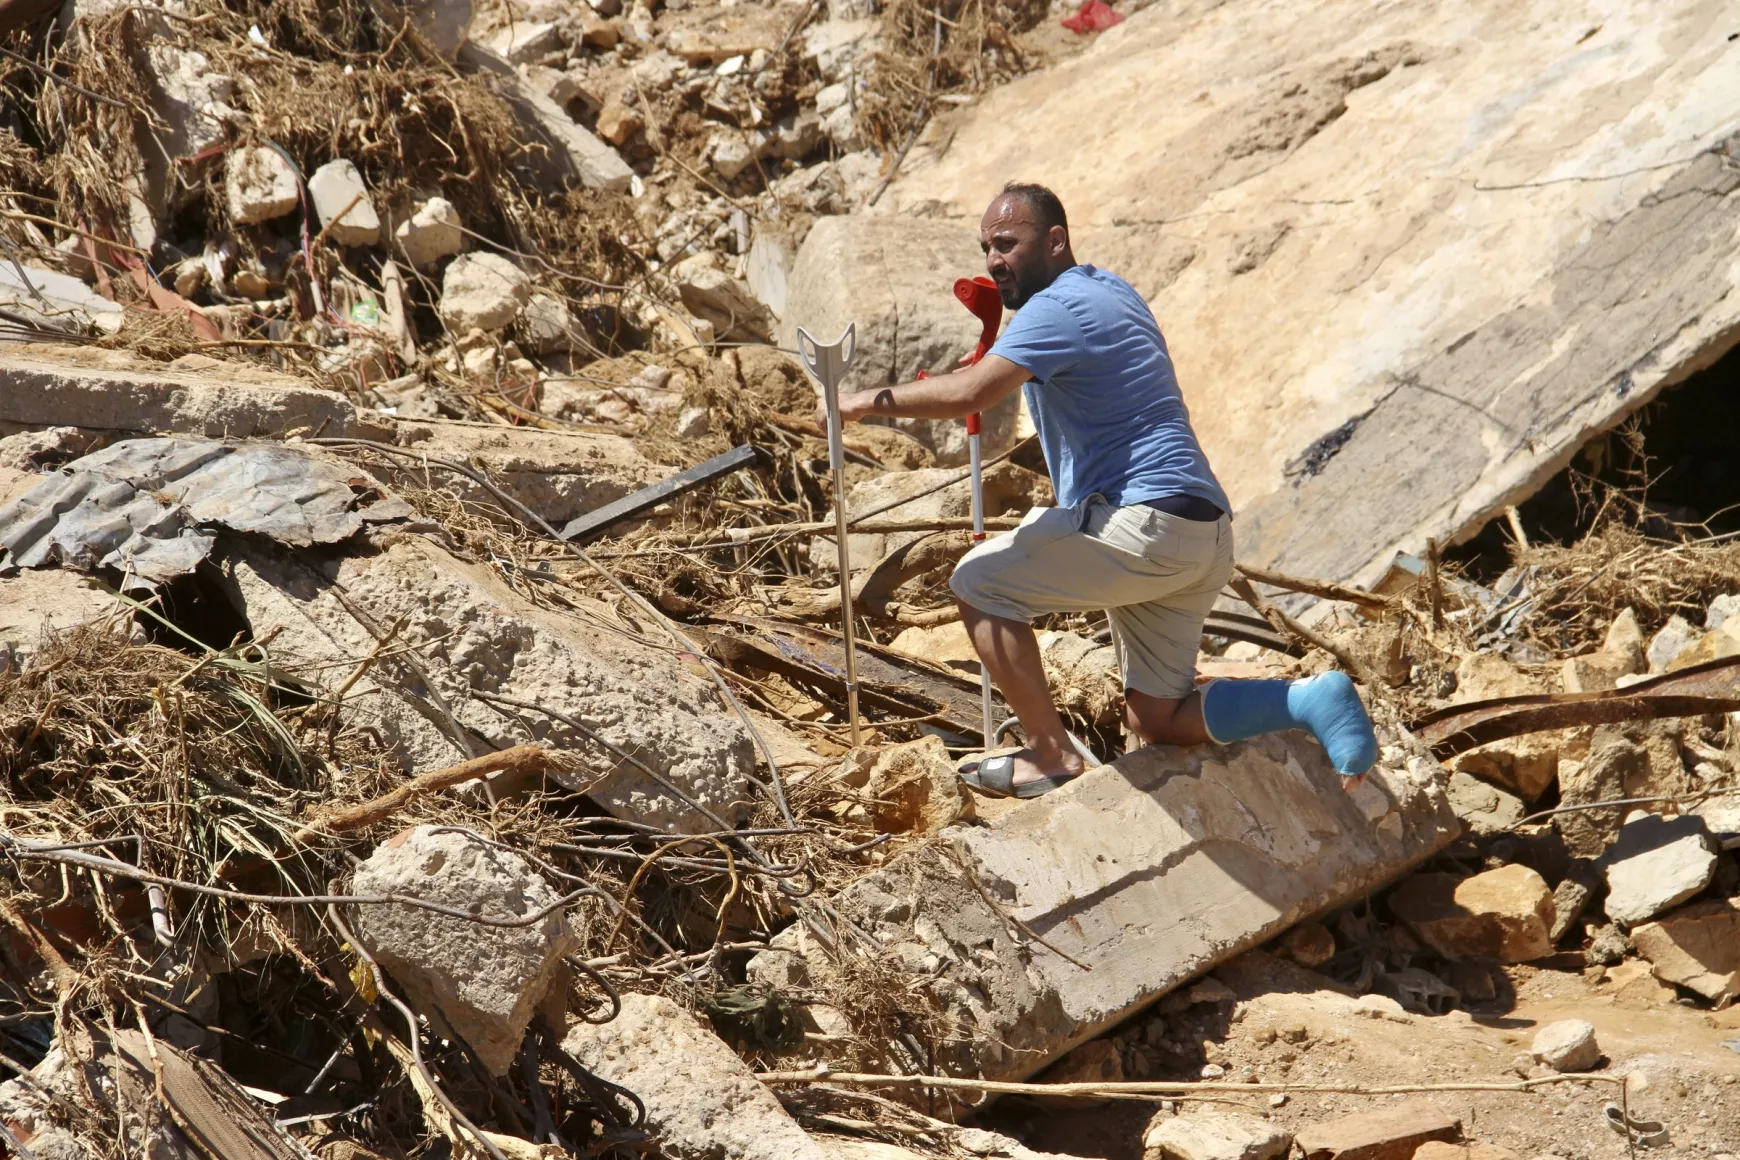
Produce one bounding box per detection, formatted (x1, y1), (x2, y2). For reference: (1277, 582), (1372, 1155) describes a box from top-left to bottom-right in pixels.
(994, 271), (1033, 309)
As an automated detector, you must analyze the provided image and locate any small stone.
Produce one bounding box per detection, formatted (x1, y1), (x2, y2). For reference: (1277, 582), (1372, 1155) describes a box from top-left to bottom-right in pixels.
(1199, 1063), (1226, 1078)
(579, 14), (620, 48)
(1647, 614), (1698, 672)
(1269, 1093), (1287, 1108)
(1600, 811), (1717, 927)
(1549, 876), (1593, 943)
(671, 251), (775, 340)
(1142, 1108), (1291, 1160)
(674, 405), (710, 439)
(394, 197), (465, 268)
(709, 132), (761, 180)
(1531, 1018), (1601, 1072)
(308, 159), (381, 247)
(1388, 864), (1556, 962)
(1445, 770), (1526, 834)
(595, 91), (643, 146)
(1605, 607), (1647, 668)
(1277, 921), (1336, 967)
(1353, 993), (1412, 1023)
(1187, 978), (1237, 1006)
(1707, 594), (1740, 633)
(518, 291), (576, 354)
(224, 146), (299, 225)
(439, 252), (532, 333)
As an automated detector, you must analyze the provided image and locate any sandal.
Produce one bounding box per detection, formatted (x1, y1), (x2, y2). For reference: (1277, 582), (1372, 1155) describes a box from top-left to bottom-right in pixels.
(958, 734), (1101, 800)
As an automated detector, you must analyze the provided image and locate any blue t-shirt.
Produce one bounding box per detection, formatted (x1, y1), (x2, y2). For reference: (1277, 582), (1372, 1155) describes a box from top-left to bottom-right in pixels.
(990, 265), (1231, 515)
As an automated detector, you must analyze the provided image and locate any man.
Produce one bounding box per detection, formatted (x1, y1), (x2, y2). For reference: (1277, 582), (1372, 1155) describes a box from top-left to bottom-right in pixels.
(826, 182), (1378, 796)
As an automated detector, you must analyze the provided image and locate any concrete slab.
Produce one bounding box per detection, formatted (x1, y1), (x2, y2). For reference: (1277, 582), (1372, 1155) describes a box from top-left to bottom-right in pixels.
(749, 734), (1457, 1089)
(0, 347), (390, 441)
(877, 0), (1740, 583)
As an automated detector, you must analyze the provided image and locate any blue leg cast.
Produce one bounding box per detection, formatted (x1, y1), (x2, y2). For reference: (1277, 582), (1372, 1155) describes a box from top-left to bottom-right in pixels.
(1200, 672), (1378, 776)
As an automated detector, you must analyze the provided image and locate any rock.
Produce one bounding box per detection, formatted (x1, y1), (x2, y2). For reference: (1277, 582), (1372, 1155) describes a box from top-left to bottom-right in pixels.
(1549, 876), (1593, 943)
(1449, 732), (1558, 802)
(1413, 1146), (1520, 1160)
(671, 252), (776, 341)
(1600, 811), (1717, 927)
(1293, 1101), (1460, 1160)
(1373, 965), (1457, 1016)
(1648, 615), (1699, 673)
(393, 196), (466, 268)
(1387, 865), (1555, 962)
(0, 348), (389, 440)
(563, 993), (828, 1160)
(802, 18), (881, 84)
(308, 159), (381, 247)
(349, 826), (578, 1074)
(440, 252), (532, 332)
(1630, 897), (1740, 1003)
(458, 42), (634, 193)
(0, 426), (99, 473)
(1584, 922), (1629, 967)
(1353, 993), (1412, 1022)
(781, 214), (1022, 465)
(854, 735), (972, 834)
(408, 0), (473, 60)
(1667, 617), (1740, 671)
(1707, 594), (1740, 633)
(485, 19), (561, 62)
(879, 0), (1740, 590)
(1445, 771), (1524, 835)
(660, 3), (789, 63)
(1563, 611), (1648, 691)
(518, 291), (577, 353)
(889, 620), (978, 670)
(674, 404), (710, 439)
(0, 263), (123, 335)
(1142, 1109), (1291, 1160)
(220, 534), (754, 832)
(1557, 737), (1650, 857)
(1604, 608), (1647, 670)
(595, 90), (644, 146)
(1529, 1018), (1601, 1072)
(224, 145), (299, 225)
(708, 132), (762, 180)
(1440, 960), (1496, 1003)
(1277, 920), (1336, 967)
(748, 737), (1456, 1089)
(1603, 959), (1676, 1005)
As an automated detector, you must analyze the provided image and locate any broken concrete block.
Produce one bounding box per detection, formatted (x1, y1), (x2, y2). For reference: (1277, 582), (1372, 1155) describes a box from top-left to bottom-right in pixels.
(1600, 811), (1716, 927)
(1530, 1018), (1600, 1072)
(1556, 739), (1647, 857)
(459, 42), (634, 193)
(839, 735), (972, 834)
(1630, 897), (1740, 1003)
(409, 0), (474, 60)
(781, 214), (1021, 465)
(225, 146), (300, 225)
(394, 196), (466, 268)
(563, 993), (828, 1160)
(749, 736), (1456, 1087)
(1294, 1101), (1460, 1160)
(1142, 1109), (1291, 1160)
(0, 349), (389, 440)
(348, 826), (578, 1074)
(1387, 864), (1555, 962)
(485, 19), (561, 62)
(1444, 770), (1524, 835)
(0, 263), (123, 335)
(308, 159), (381, 247)
(439, 252), (532, 332)
(219, 534), (753, 832)
(671, 252), (776, 341)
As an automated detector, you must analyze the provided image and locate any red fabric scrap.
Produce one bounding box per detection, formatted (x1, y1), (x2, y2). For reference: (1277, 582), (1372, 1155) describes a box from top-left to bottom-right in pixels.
(1061, 0), (1123, 33)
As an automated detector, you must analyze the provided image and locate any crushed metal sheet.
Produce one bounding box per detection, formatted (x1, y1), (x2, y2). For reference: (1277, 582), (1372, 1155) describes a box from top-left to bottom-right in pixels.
(0, 437), (412, 588)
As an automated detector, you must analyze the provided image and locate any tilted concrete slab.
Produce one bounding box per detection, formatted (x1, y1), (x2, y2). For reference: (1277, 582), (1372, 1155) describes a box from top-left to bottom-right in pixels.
(877, 0), (1740, 583)
(750, 734), (1457, 1087)
(0, 347), (391, 441)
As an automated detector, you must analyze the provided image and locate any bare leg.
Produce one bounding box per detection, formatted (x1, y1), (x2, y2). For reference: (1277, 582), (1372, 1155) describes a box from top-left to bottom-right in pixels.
(1123, 688), (1209, 747)
(957, 597), (1085, 787)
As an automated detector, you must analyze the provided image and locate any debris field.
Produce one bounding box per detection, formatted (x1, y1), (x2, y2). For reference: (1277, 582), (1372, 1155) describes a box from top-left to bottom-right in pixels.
(1, 0), (1740, 1159)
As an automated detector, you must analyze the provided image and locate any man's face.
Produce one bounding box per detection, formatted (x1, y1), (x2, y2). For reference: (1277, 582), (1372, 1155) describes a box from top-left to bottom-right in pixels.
(979, 195), (1058, 309)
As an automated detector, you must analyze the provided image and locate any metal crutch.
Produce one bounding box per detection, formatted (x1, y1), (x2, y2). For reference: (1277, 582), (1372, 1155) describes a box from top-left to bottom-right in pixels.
(796, 323), (863, 745)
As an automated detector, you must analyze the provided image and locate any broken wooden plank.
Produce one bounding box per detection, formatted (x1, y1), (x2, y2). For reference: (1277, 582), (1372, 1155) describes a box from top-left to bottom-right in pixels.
(1410, 655), (1740, 757)
(560, 444), (761, 542)
(695, 614), (1007, 739)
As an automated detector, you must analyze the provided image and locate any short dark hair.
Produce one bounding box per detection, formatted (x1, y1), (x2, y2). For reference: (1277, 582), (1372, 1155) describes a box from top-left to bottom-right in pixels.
(1001, 181), (1068, 236)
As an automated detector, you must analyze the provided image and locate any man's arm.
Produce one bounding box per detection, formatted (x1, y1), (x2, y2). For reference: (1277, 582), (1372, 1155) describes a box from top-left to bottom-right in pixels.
(820, 354), (1031, 425)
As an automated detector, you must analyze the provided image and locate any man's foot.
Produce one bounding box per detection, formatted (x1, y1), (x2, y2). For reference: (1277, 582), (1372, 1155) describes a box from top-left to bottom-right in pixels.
(960, 746), (1086, 798)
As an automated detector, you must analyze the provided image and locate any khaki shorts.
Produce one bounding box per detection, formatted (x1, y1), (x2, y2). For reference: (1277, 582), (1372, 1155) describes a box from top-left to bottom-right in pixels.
(948, 495), (1235, 700)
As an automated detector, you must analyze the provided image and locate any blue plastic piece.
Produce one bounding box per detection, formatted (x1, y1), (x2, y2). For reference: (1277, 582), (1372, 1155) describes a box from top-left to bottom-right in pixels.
(1201, 672), (1378, 776)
